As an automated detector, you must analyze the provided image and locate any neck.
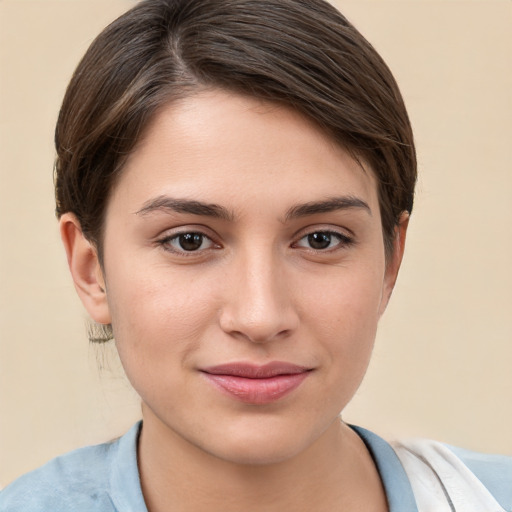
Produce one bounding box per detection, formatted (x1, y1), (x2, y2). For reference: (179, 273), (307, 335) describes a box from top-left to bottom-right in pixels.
(138, 408), (387, 512)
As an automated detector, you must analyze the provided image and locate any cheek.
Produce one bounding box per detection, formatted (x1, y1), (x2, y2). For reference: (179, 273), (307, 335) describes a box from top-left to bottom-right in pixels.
(300, 263), (385, 385)
(302, 260), (385, 333)
(105, 264), (215, 368)
(106, 274), (212, 413)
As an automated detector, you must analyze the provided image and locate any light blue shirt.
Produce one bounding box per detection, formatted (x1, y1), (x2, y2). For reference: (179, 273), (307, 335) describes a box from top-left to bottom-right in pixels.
(1, 422), (511, 511)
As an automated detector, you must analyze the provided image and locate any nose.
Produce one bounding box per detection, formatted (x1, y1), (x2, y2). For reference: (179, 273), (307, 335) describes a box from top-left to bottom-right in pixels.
(219, 249), (299, 344)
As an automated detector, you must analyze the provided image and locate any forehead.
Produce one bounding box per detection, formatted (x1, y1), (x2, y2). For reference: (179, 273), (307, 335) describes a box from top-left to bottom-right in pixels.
(111, 89), (379, 216)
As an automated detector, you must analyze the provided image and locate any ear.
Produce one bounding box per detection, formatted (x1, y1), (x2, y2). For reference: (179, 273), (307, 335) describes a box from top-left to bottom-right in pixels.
(60, 213), (111, 325)
(379, 212), (409, 315)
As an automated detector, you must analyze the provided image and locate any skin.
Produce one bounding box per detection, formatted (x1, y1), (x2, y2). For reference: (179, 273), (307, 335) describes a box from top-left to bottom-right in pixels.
(61, 89), (408, 512)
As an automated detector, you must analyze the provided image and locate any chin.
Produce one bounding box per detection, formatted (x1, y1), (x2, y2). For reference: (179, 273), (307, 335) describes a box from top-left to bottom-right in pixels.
(201, 419), (324, 467)
(213, 437), (307, 466)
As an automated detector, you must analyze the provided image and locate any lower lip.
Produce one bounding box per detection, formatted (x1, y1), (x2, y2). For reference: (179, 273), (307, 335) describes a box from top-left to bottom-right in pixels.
(203, 372), (309, 405)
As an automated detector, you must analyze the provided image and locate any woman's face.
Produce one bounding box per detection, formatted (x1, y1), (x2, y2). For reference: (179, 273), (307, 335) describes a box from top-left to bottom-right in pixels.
(90, 90), (403, 464)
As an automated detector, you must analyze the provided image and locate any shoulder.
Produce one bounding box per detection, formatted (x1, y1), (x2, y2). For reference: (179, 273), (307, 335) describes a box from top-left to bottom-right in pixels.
(394, 438), (512, 511)
(0, 441), (118, 512)
(0, 422), (144, 512)
(448, 443), (512, 510)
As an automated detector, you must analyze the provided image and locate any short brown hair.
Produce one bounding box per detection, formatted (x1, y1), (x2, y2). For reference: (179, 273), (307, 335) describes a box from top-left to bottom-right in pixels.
(55, 0), (416, 257)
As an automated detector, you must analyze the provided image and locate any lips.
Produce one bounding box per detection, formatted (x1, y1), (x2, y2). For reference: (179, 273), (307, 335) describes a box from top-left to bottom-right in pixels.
(201, 362), (311, 405)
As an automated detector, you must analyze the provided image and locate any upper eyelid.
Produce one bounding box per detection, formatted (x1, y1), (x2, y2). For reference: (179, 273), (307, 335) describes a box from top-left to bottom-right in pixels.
(154, 224), (354, 245)
(156, 232), (220, 257)
(155, 227), (220, 250)
(162, 231), (213, 242)
(156, 225), (218, 240)
(291, 227), (355, 251)
(292, 224), (355, 240)
(295, 231), (352, 245)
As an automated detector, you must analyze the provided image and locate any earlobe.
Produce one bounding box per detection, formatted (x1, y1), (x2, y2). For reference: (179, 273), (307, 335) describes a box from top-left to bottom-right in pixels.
(60, 213), (111, 325)
(379, 212), (409, 315)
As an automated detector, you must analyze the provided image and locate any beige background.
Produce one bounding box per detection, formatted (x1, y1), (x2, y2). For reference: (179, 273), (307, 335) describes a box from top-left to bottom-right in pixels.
(0, 0), (510, 487)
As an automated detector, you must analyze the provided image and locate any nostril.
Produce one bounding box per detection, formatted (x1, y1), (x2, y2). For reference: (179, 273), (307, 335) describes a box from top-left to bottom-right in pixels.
(220, 307), (300, 343)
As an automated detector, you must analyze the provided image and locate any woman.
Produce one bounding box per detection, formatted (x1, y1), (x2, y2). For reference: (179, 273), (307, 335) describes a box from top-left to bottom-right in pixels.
(1, 0), (510, 511)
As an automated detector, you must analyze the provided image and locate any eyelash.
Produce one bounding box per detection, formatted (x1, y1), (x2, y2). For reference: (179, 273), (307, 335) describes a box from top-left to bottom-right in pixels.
(157, 228), (354, 256)
(157, 231), (219, 256)
(293, 230), (354, 252)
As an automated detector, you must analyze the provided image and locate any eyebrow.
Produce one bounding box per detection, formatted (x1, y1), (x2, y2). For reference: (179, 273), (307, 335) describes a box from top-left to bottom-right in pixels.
(135, 194), (371, 222)
(285, 196), (371, 220)
(135, 196), (234, 221)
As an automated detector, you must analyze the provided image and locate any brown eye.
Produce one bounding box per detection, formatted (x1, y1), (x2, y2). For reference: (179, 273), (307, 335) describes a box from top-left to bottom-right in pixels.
(295, 231), (353, 251)
(178, 233), (204, 251)
(163, 232), (215, 253)
(307, 232), (332, 250)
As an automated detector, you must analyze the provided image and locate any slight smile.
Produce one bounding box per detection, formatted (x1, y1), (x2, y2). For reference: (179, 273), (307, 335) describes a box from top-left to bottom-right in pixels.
(201, 362), (313, 405)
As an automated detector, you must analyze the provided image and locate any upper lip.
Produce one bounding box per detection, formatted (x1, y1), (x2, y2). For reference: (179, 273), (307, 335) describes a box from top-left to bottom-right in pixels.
(201, 362), (311, 378)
